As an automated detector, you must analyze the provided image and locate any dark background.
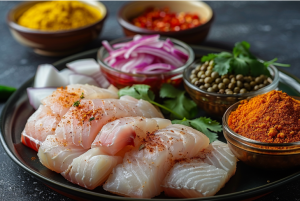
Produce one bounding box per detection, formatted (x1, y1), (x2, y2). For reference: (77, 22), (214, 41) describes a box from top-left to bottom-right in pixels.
(0, 1), (300, 201)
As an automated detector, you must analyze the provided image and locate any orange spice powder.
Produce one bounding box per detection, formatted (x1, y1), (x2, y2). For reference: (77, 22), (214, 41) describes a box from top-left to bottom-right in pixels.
(228, 90), (300, 143)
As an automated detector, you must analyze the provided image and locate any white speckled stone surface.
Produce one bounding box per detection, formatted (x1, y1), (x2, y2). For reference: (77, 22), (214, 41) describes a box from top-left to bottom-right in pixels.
(1, 1), (300, 201)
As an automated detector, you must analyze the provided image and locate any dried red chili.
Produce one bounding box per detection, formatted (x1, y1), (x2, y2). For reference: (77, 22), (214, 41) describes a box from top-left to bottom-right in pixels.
(131, 7), (201, 32)
(228, 90), (300, 144)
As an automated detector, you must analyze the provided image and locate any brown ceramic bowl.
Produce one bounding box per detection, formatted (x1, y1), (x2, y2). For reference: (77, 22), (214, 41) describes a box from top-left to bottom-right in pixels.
(223, 96), (300, 170)
(183, 59), (279, 118)
(7, 1), (107, 56)
(118, 1), (214, 44)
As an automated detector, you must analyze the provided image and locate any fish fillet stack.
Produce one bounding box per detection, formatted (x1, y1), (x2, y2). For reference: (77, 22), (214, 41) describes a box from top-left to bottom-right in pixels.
(22, 84), (237, 199)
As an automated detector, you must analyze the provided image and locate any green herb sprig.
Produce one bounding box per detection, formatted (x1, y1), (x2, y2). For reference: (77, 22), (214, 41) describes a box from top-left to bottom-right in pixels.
(201, 41), (290, 76)
(119, 84), (222, 143)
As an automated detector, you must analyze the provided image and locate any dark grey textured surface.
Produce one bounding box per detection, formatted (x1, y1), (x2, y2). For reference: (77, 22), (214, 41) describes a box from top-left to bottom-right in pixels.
(0, 1), (300, 201)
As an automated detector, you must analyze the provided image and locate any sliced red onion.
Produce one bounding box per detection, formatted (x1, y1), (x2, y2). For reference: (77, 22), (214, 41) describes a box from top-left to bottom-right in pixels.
(102, 40), (114, 52)
(103, 35), (188, 74)
(27, 87), (56, 109)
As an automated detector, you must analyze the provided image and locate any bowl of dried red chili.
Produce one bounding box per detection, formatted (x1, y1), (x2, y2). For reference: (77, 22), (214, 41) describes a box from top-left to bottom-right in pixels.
(118, 1), (214, 44)
(223, 90), (300, 170)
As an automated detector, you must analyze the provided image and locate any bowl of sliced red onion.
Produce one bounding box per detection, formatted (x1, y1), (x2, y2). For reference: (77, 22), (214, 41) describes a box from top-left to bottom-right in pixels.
(97, 34), (194, 91)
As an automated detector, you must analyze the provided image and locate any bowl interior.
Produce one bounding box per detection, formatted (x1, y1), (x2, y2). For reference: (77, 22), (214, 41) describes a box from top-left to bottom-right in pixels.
(8, 0), (107, 33)
(120, 1), (213, 26)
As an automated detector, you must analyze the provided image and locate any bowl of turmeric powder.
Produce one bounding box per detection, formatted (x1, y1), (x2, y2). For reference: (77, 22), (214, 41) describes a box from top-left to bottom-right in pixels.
(7, 1), (107, 56)
(223, 90), (300, 170)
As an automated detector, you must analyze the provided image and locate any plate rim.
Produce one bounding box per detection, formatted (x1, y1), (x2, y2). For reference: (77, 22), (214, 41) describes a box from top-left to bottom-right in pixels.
(1, 46), (300, 201)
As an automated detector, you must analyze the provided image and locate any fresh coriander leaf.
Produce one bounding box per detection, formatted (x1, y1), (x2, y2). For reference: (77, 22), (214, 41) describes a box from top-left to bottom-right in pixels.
(119, 84), (183, 119)
(231, 57), (249, 75)
(89, 117), (95, 122)
(73, 100), (80, 107)
(172, 117), (222, 143)
(246, 59), (270, 77)
(233, 41), (254, 58)
(201, 53), (218, 62)
(263, 58), (290, 68)
(218, 52), (232, 58)
(118, 84), (155, 102)
(80, 92), (85, 99)
(213, 57), (232, 75)
(172, 118), (191, 127)
(160, 84), (197, 119)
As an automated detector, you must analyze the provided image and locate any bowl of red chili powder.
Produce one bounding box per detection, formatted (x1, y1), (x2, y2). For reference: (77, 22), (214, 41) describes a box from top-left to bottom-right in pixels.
(223, 90), (300, 169)
(117, 1), (214, 44)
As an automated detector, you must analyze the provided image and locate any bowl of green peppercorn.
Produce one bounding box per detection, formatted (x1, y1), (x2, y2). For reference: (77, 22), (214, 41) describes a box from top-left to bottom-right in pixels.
(182, 41), (288, 117)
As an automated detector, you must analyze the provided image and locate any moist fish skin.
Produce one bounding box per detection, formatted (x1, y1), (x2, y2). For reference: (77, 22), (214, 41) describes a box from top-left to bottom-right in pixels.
(55, 97), (164, 149)
(61, 147), (122, 190)
(103, 124), (209, 198)
(91, 117), (171, 155)
(38, 135), (88, 173)
(21, 84), (118, 151)
(161, 159), (228, 198)
(21, 105), (60, 151)
(196, 140), (238, 180)
(42, 84), (119, 117)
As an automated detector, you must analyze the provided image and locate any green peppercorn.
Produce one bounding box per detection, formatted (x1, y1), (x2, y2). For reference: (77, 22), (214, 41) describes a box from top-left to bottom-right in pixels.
(204, 77), (213, 84)
(244, 83), (251, 91)
(259, 84), (265, 89)
(215, 78), (221, 84)
(254, 85), (259, 90)
(255, 77), (262, 84)
(205, 70), (212, 77)
(194, 81), (200, 86)
(200, 74), (206, 79)
(231, 77), (236, 84)
(234, 87), (240, 93)
(199, 85), (205, 90)
(236, 74), (244, 81)
(219, 89), (225, 94)
(211, 72), (219, 79)
(195, 65), (201, 71)
(190, 74), (196, 80)
(191, 78), (198, 84)
(228, 83), (235, 89)
(207, 87), (214, 92)
(209, 60), (214, 66)
(199, 78), (204, 84)
(236, 81), (243, 88)
(226, 90), (233, 95)
(200, 66), (207, 71)
(223, 78), (230, 85)
(218, 83), (225, 89)
(221, 74), (229, 79)
(204, 83), (211, 89)
(250, 81), (256, 87)
(212, 84), (218, 91)
(240, 88), (247, 94)
(263, 80), (269, 85)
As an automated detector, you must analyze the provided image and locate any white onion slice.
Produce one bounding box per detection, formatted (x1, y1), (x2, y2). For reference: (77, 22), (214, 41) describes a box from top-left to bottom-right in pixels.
(34, 64), (69, 88)
(69, 74), (99, 86)
(66, 59), (100, 76)
(27, 87), (56, 109)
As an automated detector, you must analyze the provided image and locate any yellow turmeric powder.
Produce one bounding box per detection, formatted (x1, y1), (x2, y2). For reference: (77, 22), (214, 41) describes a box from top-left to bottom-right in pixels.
(228, 90), (300, 143)
(18, 1), (102, 31)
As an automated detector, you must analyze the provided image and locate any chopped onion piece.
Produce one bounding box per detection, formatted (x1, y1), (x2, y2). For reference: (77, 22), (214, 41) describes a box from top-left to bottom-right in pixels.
(69, 74), (99, 86)
(27, 87), (56, 109)
(34, 64), (68, 88)
(66, 59), (100, 76)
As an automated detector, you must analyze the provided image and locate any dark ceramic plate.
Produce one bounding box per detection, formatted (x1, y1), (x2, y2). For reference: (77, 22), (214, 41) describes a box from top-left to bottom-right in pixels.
(1, 46), (300, 201)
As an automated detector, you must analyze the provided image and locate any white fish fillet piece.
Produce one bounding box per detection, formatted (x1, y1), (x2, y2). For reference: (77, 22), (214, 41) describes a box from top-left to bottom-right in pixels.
(42, 84), (118, 117)
(55, 96), (164, 149)
(103, 124), (209, 198)
(21, 105), (60, 151)
(61, 148), (122, 190)
(38, 135), (88, 173)
(196, 140), (238, 180)
(91, 117), (171, 155)
(161, 159), (228, 198)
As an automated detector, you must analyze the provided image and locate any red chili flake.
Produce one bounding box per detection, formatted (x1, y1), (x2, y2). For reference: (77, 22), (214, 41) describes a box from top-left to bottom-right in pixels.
(131, 7), (201, 32)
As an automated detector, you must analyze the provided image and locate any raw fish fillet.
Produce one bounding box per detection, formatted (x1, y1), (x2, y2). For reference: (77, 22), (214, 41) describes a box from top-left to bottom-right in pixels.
(55, 96), (163, 149)
(38, 135), (87, 173)
(91, 117), (171, 155)
(21, 105), (60, 152)
(21, 84), (118, 151)
(42, 84), (118, 117)
(196, 140), (238, 180)
(103, 124), (209, 198)
(161, 159), (228, 198)
(61, 148), (122, 190)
